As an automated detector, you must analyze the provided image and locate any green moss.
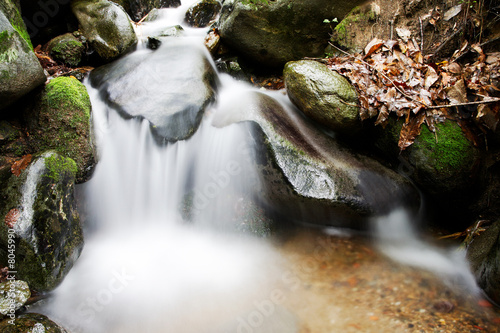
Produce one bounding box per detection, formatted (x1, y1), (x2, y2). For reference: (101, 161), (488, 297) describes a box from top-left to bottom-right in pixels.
(0, 31), (18, 63)
(45, 77), (91, 113)
(43, 154), (78, 183)
(414, 121), (474, 175)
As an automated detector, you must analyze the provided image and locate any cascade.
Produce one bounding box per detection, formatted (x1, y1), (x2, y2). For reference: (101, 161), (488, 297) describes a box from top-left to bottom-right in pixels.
(34, 1), (488, 332)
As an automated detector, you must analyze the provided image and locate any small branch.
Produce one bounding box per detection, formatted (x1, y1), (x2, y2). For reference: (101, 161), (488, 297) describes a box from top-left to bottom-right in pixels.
(419, 17), (424, 52)
(426, 97), (500, 109)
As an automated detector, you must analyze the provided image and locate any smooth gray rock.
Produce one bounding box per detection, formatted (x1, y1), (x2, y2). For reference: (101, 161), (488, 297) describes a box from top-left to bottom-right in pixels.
(71, 0), (138, 61)
(213, 91), (419, 228)
(89, 38), (218, 142)
(284, 60), (361, 135)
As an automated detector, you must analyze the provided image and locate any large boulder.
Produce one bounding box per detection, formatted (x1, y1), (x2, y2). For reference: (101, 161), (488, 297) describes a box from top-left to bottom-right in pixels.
(24, 77), (95, 183)
(284, 60), (361, 135)
(89, 38), (218, 142)
(213, 91), (419, 228)
(0, 280), (30, 316)
(217, 0), (366, 68)
(0, 152), (83, 292)
(467, 221), (500, 305)
(0, 313), (68, 332)
(71, 0), (138, 61)
(0, 0), (45, 111)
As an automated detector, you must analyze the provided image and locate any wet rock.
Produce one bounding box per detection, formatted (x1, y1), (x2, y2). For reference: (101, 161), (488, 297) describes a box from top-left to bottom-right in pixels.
(0, 313), (68, 332)
(467, 220), (500, 305)
(45, 33), (85, 67)
(0, 0), (45, 111)
(89, 38), (218, 142)
(145, 25), (184, 49)
(284, 60), (361, 135)
(217, 0), (365, 68)
(0, 280), (30, 315)
(71, 0), (138, 61)
(185, 0), (222, 28)
(24, 77), (95, 183)
(111, 0), (181, 21)
(0, 152), (84, 292)
(213, 91), (419, 228)
(374, 117), (480, 195)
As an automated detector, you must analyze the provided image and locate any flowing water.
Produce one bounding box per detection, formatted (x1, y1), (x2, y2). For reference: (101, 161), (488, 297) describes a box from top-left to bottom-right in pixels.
(35, 2), (500, 332)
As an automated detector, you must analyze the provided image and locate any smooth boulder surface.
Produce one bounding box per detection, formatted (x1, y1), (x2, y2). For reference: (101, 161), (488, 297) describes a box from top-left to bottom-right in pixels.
(0, 152), (83, 292)
(0, 0), (45, 111)
(217, 0), (365, 67)
(90, 38), (218, 142)
(71, 0), (138, 61)
(213, 91), (419, 228)
(284, 60), (361, 135)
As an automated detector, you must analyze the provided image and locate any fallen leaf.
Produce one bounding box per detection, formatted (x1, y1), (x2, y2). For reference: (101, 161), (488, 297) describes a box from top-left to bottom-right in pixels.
(11, 154), (32, 177)
(443, 4), (462, 21)
(478, 299), (493, 307)
(398, 112), (426, 150)
(396, 27), (411, 42)
(445, 79), (467, 104)
(364, 38), (384, 59)
(5, 208), (20, 228)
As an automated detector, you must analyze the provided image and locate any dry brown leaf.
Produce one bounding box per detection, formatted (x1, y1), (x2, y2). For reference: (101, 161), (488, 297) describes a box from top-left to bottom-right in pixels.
(398, 113), (426, 150)
(445, 79), (468, 104)
(11, 154), (32, 177)
(364, 38), (384, 59)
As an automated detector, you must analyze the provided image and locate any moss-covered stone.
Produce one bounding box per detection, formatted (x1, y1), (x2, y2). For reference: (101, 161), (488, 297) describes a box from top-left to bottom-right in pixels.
(46, 33), (85, 66)
(25, 77), (95, 183)
(0, 280), (30, 315)
(409, 121), (479, 194)
(0, 313), (68, 332)
(0, 0), (33, 50)
(284, 60), (361, 135)
(0, 152), (83, 292)
(71, 0), (138, 61)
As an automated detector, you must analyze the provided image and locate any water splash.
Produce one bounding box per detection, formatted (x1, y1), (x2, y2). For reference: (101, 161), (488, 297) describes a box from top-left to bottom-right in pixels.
(373, 209), (479, 294)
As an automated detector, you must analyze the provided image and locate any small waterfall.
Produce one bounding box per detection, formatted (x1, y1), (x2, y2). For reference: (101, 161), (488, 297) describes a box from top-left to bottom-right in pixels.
(34, 1), (485, 331)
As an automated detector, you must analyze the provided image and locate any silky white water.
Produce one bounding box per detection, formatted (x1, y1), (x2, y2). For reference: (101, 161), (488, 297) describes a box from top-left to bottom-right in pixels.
(35, 2), (481, 331)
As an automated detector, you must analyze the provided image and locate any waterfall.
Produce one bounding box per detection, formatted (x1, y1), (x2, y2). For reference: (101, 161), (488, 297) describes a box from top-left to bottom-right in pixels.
(34, 2), (483, 332)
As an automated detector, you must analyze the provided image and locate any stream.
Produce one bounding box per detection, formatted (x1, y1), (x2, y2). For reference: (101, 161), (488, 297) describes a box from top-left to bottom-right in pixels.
(35, 1), (500, 332)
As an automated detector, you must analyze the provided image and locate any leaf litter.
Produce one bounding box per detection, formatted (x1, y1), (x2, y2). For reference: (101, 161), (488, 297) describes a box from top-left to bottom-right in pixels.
(326, 38), (500, 150)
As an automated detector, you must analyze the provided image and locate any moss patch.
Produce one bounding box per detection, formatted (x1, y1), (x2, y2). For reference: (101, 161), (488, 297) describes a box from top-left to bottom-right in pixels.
(414, 121), (475, 176)
(43, 154), (78, 183)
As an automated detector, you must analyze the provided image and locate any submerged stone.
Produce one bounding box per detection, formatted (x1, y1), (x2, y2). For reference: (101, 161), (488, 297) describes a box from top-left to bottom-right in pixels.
(0, 152), (83, 292)
(90, 38), (218, 142)
(213, 91), (419, 228)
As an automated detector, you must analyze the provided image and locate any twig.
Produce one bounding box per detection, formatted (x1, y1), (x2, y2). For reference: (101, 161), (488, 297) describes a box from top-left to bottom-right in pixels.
(328, 42), (427, 107)
(419, 17), (424, 52)
(426, 97), (500, 109)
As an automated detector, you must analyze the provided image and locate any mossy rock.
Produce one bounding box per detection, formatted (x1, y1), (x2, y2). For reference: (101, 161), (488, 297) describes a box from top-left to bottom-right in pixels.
(0, 313), (68, 332)
(0, 280), (30, 315)
(0, 152), (83, 292)
(185, 0), (222, 28)
(25, 76), (95, 183)
(284, 60), (361, 135)
(72, 0), (138, 61)
(0, 2), (45, 111)
(46, 33), (85, 66)
(409, 121), (479, 194)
